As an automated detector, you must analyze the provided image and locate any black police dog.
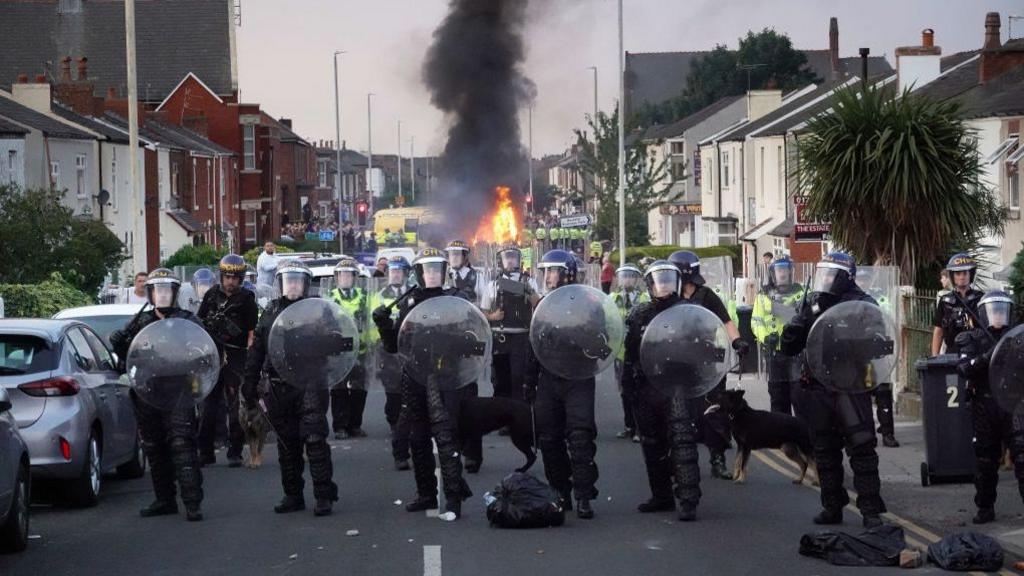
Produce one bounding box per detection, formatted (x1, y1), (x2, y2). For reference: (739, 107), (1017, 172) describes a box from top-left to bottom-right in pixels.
(459, 397), (536, 473)
(717, 389), (816, 485)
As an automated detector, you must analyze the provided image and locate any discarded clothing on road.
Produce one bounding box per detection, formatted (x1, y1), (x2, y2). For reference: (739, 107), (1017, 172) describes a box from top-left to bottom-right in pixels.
(484, 472), (565, 528)
(799, 524), (906, 567)
(927, 532), (1004, 572)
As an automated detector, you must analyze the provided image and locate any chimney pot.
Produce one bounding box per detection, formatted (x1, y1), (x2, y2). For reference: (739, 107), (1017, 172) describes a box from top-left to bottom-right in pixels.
(922, 29), (934, 47)
(60, 56), (72, 82)
(16, 74), (28, 84)
(829, 17), (840, 78)
(35, 74), (46, 84)
(106, 86), (117, 99)
(77, 57), (88, 80)
(984, 12), (1002, 50)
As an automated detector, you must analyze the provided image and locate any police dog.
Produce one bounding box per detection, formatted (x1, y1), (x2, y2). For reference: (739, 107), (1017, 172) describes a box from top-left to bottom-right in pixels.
(459, 397), (536, 473)
(717, 389), (817, 485)
(239, 402), (269, 468)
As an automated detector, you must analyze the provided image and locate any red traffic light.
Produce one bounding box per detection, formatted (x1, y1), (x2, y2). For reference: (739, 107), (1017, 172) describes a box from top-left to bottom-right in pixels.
(356, 201), (368, 213)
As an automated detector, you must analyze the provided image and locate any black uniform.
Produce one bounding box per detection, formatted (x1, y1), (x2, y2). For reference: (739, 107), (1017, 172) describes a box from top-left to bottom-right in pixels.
(622, 294), (701, 512)
(781, 287), (886, 519)
(377, 284), (411, 464)
(243, 298), (338, 505)
(377, 287), (473, 508)
(110, 308), (206, 511)
(196, 285), (258, 462)
(934, 289), (984, 354)
(524, 308), (599, 508)
(486, 272), (535, 402)
(447, 265), (483, 468)
(956, 327), (1024, 512)
(678, 286), (733, 461)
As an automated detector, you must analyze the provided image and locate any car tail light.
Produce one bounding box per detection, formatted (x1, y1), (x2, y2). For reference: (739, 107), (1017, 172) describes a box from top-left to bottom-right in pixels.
(18, 376), (80, 397)
(59, 437), (72, 461)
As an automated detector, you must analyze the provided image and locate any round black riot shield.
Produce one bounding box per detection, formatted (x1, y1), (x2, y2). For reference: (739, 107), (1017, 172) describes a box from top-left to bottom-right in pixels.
(639, 303), (732, 399)
(126, 318), (220, 411)
(397, 295), (491, 391)
(268, 298), (359, 391)
(805, 300), (896, 393)
(529, 284), (625, 380)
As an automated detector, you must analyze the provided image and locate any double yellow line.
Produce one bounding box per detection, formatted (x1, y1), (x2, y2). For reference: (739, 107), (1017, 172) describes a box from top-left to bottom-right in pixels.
(752, 449), (1019, 576)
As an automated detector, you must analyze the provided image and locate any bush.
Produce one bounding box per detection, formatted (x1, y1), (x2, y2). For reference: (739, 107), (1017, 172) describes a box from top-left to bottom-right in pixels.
(1009, 242), (1024, 321)
(161, 244), (228, 268)
(610, 245), (742, 272)
(242, 245), (295, 266)
(0, 272), (93, 318)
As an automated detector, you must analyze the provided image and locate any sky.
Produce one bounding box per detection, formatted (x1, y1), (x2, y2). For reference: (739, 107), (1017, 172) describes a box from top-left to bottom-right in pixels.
(236, 0), (1023, 158)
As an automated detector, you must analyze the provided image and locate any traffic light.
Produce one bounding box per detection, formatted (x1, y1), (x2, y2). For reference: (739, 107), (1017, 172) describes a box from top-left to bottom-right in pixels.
(356, 200), (368, 225)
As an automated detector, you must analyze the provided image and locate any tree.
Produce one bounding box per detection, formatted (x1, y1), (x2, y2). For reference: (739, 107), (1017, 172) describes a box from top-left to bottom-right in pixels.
(1009, 242), (1024, 321)
(0, 185), (125, 295)
(573, 106), (675, 246)
(631, 29), (817, 129)
(796, 85), (1007, 286)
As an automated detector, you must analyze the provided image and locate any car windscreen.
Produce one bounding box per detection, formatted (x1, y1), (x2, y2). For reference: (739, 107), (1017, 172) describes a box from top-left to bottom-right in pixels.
(63, 316), (132, 347)
(0, 334), (58, 376)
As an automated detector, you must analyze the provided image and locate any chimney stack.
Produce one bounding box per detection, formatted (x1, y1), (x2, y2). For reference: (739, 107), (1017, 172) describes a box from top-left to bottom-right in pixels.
(16, 74), (28, 84)
(829, 17), (840, 80)
(34, 75), (46, 84)
(77, 57), (88, 81)
(922, 29), (934, 47)
(895, 29), (942, 92)
(60, 56), (72, 82)
(984, 12), (1001, 50)
(107, 86), (117, 99)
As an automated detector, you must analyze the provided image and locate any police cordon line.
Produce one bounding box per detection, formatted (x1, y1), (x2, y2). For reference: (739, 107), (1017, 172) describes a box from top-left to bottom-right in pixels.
(104, 246), (1021, 530)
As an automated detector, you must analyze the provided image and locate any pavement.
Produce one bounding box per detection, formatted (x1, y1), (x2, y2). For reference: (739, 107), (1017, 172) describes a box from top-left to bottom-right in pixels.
(1, 370), (1022, 575)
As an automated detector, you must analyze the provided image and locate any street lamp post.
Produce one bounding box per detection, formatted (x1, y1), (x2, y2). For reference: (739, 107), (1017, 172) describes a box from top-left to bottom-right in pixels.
(588, 66), (598, 124)
(367, 93), (374, 212)
(410, 136), (415, 203)
(333, 50), (346, 254)
(617, 0), (626, 267)
(528, 103), (534, 214)
(397, 120), (403, 201)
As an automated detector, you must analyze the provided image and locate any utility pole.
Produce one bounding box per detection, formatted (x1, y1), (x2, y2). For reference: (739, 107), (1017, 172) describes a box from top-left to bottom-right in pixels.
(617, 0), (626, 267)
(125, 0), (142, 271)
(397, 120), (403, 201)
(333, 50), (346, 254)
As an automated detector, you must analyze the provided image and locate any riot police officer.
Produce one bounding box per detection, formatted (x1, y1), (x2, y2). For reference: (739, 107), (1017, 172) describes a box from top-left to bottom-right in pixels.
(955, 291), (1024, 524)
(751, 256), (804, 415)
(524, 249), (599, 519)
(933, 253), (984, 356)
(329, 258), (371, 439)
(446, 240), (478, 302)
(243, 260), (339, 516)
(611, 264), (648, 441)
(373, 248), (473, 518)
(669, 250), (748, 480)
(196, 254), (259, 467)
(373, 256), (413, 470)
(110, 268), (208, 521)
(481, 242), (539, 404)
(781, 252), (886, 527)
(186, 268), (216, 312)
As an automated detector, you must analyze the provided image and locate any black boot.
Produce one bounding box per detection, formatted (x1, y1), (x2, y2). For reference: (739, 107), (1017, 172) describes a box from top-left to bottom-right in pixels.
(559, 490), (573, 512)
(274, 495), (306, 514)
(395, 458), (411, 471)
(464, 459), (481, 474)
(139, 500), (178, 518)
(678, 502), (697, 522)
(710, 452), (732, 480)
(199, 453), (216, 467)
(813, 508), (843, 525)
(314, 499), (333, 517)
(576, 499), (594, 520)
(862, 514), (883, 528)
(637, 497), (675, 513)
(881, 434), (900, 448)
(185, 503), (203, 522)
(973, 507), (995, 524)
(405, 495), (438, 512)
(445, 499), (462, 519)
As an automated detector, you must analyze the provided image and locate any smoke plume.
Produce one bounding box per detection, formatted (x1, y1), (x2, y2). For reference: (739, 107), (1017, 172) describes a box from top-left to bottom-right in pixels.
(423, 0), (535, 240)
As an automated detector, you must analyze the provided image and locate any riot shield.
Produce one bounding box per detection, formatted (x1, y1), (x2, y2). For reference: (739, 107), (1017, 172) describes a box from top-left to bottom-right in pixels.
(989, 324), (1024, 412)
(177, 283), (201, 313)
(397, 295), (491, 391)
(639, 303), (733, 399)
(268, 298), (359, 391)
(254, 284), (279, 312)
(701, 256), (734, 303)
(805, 300), (896, 393)
(528, 284), (623, 379)
(126, 318), (220, 411)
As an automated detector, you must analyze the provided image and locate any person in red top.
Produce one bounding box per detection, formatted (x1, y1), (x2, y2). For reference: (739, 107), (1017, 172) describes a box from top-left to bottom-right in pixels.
(600, 254), (614, 294)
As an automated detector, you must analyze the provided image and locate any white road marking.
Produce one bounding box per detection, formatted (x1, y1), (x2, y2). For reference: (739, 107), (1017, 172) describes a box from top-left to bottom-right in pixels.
(423, 545), (442, 576)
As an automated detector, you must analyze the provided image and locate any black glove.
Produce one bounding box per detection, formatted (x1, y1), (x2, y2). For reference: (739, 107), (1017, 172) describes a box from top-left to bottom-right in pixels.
(765, 333), (780, 351)
(732, 338), (750, 357)
(372, 305), (393, 327)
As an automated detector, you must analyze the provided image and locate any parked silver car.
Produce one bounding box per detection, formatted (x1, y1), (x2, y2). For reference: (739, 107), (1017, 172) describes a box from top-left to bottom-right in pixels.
(53, 303), (141, 348)
(0, 387), (30, 552)
(0, 319), (144, 507)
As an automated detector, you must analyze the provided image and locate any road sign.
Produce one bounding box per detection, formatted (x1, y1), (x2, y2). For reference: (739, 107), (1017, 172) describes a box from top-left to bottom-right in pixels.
(319, 230), (336, 242)
(559, 214), (592, 228)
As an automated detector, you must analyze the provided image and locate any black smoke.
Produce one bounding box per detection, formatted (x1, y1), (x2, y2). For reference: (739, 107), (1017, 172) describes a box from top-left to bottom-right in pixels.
(423, 0), (535, 240)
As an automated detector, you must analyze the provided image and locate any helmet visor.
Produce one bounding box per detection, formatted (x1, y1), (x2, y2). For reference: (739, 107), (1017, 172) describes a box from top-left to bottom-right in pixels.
(388, 268), (407, 286)
(983, 301), (1013, 330)
(617, 270), (640, 290)
(447, 250), (467, 269)
(149, 284), (176, 308)
(773, 265), (793, 288)
(335, 270), (356, 289)
(812, 267), (839, 294)
(543, 266), (566, 292)
(419, 262), (446, 289)
(280, 272), (309, 300)
(648, 269), (679, 298)
(500, 251), (521, 271)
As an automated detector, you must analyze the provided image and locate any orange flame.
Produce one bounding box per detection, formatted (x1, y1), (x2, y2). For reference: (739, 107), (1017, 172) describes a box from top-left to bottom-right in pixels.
(473, 186), (520, 245)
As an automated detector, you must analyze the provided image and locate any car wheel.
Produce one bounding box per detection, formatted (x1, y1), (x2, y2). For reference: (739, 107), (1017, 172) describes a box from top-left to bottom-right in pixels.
(0, 462), (30, 553)
(67, 432), (101, 507)
(116, 432), (146, 479)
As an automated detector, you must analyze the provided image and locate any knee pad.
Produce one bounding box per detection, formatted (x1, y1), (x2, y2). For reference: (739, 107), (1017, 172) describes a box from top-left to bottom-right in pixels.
(304, 433), (326, 445)
(168, 436), (193, 453)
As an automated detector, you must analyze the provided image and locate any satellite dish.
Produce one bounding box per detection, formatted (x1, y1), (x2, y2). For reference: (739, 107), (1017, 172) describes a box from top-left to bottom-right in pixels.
(97, 189), (111, 206)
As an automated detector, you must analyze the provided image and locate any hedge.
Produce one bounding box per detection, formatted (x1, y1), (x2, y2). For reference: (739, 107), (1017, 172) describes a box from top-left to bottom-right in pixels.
(0, 272), (94, 318)
(242, 245), (295, 266)
(610, 245), (742, 272)
(1010, 241), (1024, 321)
(161, 244), (228, 268)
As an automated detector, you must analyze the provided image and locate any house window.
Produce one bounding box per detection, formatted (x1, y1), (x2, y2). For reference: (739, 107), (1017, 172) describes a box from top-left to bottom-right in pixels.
(670, 141), (684, 155)
(171, 163), (180, 199)
(759, 147), (766, 208)
(1009, 162), (1020, 211)
(220, 160), (226, 198)
(317, 160), (328, 188)
(7, 149), (17, 185)
(192, 159), (198, 210)
(50, 161), (60, 190)
(110, 148), (118, 210)
(722, 151), (730, 190)
(208, 159), (213, 209)
(777, 145), (784, 205)
(158, 164), (164, 206)
(245, 210), (257, 244)
(75, 154), (87, 198)
(243, 124), (256, 170)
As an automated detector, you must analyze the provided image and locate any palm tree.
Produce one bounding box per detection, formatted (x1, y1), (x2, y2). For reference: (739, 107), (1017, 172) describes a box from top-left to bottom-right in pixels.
(796, 85), (1006, 286)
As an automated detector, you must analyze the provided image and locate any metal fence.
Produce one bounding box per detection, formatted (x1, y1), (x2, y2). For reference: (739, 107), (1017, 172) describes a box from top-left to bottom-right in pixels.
(900, 289), (937, 395)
